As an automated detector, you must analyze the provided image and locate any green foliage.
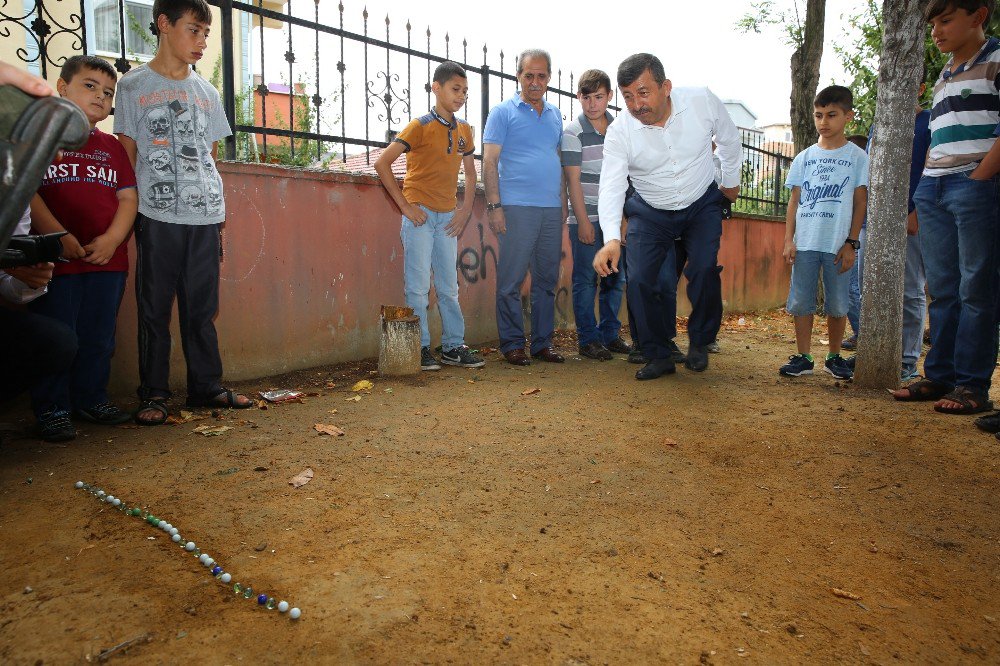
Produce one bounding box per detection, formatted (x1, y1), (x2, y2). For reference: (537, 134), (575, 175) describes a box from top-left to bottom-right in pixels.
(837, 1), (1000, 135)
(736, 0), (806, 48)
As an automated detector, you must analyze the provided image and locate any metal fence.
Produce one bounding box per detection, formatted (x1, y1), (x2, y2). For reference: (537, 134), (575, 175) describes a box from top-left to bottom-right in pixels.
(3, 0), (790, 215)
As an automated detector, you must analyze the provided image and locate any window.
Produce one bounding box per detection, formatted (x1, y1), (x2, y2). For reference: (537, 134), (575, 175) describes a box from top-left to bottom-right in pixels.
(91, 0), (156, 60)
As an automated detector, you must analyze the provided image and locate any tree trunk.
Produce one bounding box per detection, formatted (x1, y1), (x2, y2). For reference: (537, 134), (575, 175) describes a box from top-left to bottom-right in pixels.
(789, 0), (827, 154)
(378, 305), (421, 376)
(853, 0), (930, 389)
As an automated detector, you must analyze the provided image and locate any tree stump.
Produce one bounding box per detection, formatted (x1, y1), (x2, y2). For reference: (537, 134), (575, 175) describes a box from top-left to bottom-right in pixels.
(378, 305), (420, 376)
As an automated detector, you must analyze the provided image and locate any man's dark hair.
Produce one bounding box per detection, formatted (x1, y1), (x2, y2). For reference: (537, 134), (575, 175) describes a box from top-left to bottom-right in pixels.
(60, 55), (117, 83)
(814, 85), (854, 111)
(617, 53), (665, 88)
(925, 0), (994, 25)
(577, 69), (611, 96)
(516, 49), (551, 75)
(151, 0), (212, 35)
(433, 61), (467, 85)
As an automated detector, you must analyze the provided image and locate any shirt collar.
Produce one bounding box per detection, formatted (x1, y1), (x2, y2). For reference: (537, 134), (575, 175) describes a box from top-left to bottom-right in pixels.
(947, 36), (999, 75)
(511, 93), (556, 114)
(577, 111), (615, 135)
(430, 107), (457, 129)
(634, 92), (688, 131)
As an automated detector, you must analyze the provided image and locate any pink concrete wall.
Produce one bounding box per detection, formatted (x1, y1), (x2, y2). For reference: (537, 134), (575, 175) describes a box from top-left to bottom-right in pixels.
(108, 163), (789, 392)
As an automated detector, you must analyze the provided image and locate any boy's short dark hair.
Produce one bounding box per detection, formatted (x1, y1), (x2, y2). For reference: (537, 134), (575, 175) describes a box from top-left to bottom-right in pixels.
(60, 55), (117, 83)
(433, 61), (467, 86)
(814, 85), (854, 111)
(151, 0), (212, 35)
(847, 134), (868, 150)
(577, 69), (611, 96)
(617, 53), (666, 88)
(925, 0), (994, 25)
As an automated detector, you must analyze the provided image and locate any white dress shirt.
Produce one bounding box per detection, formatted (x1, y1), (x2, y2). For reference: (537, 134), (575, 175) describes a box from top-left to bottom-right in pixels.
(597, 86), (742, 242)
(0, 207), (48, 304)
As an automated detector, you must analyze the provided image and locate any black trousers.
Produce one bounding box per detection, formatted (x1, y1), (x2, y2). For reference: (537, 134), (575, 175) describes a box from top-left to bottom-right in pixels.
(625, 185), (724, 359)
(134, 215), (223, 401)
(0, 307), (77, 411)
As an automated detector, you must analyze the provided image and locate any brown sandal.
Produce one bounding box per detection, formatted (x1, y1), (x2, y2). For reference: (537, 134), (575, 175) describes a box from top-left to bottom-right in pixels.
(934, 386), (993, 415)
(893, 378), (952, 402)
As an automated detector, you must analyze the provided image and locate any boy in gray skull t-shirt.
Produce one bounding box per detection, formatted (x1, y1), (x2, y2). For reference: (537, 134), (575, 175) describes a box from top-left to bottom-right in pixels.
(115, 0), (253, 424)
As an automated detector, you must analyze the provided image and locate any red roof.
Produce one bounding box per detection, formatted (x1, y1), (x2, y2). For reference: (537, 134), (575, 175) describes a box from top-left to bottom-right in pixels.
(328, 146), (483, 182)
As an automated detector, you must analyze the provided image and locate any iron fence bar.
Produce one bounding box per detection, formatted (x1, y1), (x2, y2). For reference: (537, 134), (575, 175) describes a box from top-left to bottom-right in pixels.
(220, 0), (236, 159)
(285, 0), (294, 159)
(362, 7), (369, 163)
(480, 62), (489, 141)
(406, 20), (411, 124)
(256, 0), (267, 160)
(425, 26), (431, 112)
(337, 1), (346, 161)
(313, 0), (321, 161)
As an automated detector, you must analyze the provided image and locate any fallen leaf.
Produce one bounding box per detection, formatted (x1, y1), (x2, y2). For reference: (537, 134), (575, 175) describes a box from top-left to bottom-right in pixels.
(314, 423), (345, 436)
(384, 388), (393, 393)
(166, 410), (209, 424)
(328, 409), (339, 415)
(289, 468), (314, 488)
(192, 425), (233, 436)
(352, 380), (374, 392)
(345, 395), (362, 402)
(664, 437), (677, 447)
(590, 479), (601, 484)
(831, 587), (862, 600)
(324, 382), (336, 389)
(521, 388), (541, 396)
(253, 466), (269, 472)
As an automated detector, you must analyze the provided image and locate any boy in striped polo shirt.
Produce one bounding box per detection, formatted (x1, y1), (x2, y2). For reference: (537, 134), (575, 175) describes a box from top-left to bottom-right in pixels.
(894, 0), (1000, 414)
(561, 70), (631, 361)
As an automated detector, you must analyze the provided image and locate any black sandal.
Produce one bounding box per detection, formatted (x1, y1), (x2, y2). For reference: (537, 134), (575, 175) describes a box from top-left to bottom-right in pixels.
(187, 388), (253, 410)
(893, 378), (952, 402)
(135, 398), (169, 426)
(974, 410), (1000, 433)
(934, 386), (993, 415)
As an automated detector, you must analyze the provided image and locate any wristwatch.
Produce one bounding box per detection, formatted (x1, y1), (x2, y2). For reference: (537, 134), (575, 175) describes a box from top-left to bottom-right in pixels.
(845, 238), (860, 250)
(486, 201), (502, 212)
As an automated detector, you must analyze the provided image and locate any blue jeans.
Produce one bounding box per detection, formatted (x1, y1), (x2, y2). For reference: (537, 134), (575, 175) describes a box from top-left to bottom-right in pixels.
(846, 229), (866, 335)
(902, 232), (926, 367)
(786, 250), (851, 317)
(28, 270), (127, 415)
(401, 207), (465, 350)
(914, 171), (1000, 390)
(570, 223), (625, 346)
(495, 205), (563, 354)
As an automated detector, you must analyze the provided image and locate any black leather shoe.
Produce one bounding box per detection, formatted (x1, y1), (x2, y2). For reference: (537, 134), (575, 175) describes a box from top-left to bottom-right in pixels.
(628, 346), (646, 364)
(605, 337), (632, 354)
(665, 339), (687, 363)
(579, 341), (613, 361)
(531, 347), (565, 363)
(685, 345), (709, 372)
(635, 359), (676, 380)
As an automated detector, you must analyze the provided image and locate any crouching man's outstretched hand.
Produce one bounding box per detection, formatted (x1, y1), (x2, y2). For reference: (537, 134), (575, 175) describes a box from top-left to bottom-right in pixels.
(593, 240), (621, 278)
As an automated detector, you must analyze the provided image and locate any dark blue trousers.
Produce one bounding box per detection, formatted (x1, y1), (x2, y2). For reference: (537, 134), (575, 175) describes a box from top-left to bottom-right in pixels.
(625, 184), (724, 360)
(28, 271), (127, 415)
(0, 307), (77, 412)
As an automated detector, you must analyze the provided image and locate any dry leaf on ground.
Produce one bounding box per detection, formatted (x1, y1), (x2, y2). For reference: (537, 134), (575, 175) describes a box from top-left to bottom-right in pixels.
(192, 425), (233, 436)
(664, 437), (678, 447)
(831, 587), (862, 600)
(521, 388), (541, 396)
(314, 423), (345, 436)
(289, 468), (314, 488)
(167, 410), (208, 424)
(352, 380), (374, 392)
(345, 395), (362, 402)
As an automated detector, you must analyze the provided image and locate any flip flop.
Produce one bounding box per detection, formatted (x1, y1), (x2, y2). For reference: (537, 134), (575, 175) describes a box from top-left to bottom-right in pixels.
(187, 388), (253, 410)
(893, 378), (951, 402)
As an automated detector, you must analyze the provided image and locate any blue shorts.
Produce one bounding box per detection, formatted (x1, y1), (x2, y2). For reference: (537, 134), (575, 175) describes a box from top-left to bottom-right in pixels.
(786, 250), (852, 317)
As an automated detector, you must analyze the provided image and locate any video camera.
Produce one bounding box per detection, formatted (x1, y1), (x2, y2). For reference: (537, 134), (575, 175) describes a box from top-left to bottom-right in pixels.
(0, 83), (89, 253)
(0, 232), (67, 269)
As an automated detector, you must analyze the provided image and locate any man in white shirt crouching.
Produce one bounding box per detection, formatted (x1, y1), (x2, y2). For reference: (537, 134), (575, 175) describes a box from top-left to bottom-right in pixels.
(593, 53), (741, 380)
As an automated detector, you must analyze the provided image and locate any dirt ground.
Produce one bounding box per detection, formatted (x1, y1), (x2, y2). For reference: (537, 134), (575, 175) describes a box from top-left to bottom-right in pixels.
(0, 311), (998, 665)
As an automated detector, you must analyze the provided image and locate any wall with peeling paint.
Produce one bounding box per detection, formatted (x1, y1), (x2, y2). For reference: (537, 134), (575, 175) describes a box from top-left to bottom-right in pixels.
(105, 162), (789, 394)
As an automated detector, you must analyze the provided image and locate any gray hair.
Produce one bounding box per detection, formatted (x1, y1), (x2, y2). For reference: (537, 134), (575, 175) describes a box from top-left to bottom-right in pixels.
(516, 49), (552, 75)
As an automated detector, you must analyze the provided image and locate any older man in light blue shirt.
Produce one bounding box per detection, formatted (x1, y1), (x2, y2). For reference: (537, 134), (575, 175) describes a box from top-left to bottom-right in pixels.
(483, 49), (565, 366)
(594, 53), (741, 380)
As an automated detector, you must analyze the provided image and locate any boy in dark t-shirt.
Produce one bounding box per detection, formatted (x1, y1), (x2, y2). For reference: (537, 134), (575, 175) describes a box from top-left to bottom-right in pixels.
(29, 55), (138, 442)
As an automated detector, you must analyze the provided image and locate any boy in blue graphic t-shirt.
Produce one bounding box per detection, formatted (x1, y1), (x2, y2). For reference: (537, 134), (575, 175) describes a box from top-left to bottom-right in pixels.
(779, 85), (869, 380)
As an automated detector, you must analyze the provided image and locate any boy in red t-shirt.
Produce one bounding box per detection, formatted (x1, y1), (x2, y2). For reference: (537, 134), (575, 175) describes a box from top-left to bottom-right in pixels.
(28, 55), (138, 442)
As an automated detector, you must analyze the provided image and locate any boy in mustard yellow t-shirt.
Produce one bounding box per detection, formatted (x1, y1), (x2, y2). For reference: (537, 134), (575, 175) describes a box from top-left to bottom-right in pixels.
(375, 61), (485, 370)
